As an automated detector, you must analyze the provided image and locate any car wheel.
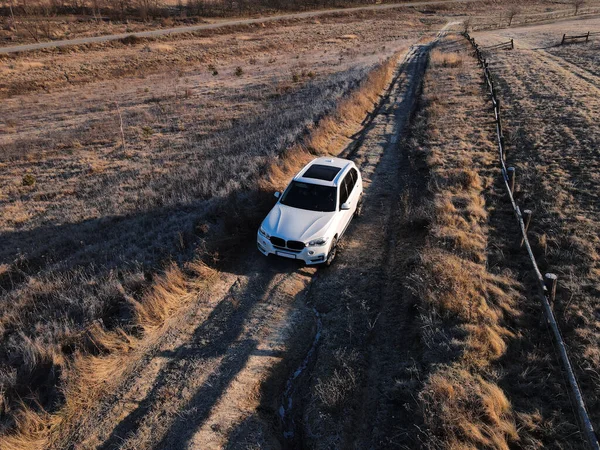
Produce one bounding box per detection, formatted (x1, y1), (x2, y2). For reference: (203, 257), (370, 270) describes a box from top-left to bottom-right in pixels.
(324, 238), (338, 267)
(354, 196), (364, 217)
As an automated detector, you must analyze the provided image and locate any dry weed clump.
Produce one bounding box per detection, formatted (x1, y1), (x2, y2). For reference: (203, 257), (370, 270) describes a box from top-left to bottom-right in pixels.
(412, 250), (517, 368)
(430, 49), (464, 68)
(406, 37), (522, 448)
(0, 50), (404, 447)
(420, 367), (518, 450)
(313, 348), (360, 411)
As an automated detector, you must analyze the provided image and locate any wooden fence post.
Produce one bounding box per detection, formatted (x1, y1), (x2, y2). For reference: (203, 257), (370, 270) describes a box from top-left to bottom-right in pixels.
(511, 38), (514, 49)
(561, 33), (566, 45)
(586, 31), (590, 42)
(520, 209), (532, 247)
(544, 273), (558, 309)
(507, 167), (516, 194)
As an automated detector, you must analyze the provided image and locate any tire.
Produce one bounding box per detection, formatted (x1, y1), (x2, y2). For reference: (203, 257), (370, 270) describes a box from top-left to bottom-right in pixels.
(324, 238), (338, 267)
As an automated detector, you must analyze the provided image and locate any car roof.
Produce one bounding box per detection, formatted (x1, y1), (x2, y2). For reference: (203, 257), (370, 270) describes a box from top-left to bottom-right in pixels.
(294, 157), (354, 187)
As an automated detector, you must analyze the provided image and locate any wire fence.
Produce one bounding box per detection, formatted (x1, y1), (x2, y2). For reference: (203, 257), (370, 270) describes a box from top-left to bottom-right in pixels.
(463, 32), (600, 450)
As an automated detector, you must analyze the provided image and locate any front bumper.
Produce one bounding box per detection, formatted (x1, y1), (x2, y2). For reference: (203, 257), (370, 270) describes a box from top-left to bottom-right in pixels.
(257, 233), (327, 265)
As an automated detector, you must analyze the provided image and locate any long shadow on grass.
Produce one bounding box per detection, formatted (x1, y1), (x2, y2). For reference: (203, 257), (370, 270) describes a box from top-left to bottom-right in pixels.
(484, 163), (584, 447)
(98, 256), (305, 449)
(0, 189), (275, 435)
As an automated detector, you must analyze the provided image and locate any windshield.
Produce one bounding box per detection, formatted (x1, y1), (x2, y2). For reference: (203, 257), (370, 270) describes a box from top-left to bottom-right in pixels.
(280, 181), (337, 212)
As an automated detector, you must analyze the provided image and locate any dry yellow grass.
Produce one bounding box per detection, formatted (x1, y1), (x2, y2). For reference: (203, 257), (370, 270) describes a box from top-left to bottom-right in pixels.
(421, 367), (518, 450)
(430, 49), (464, 68)
(261, 52), (400, 191)
(0, 260), (218, 449)
(407, 36), (522, 448)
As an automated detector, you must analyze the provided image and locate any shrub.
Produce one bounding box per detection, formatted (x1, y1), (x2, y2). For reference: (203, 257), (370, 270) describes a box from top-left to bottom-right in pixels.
(141, 126), (154, 138)
(120, 35), (141, 46)
(22, 174), (36, 186)
(234, 66), (243, 77)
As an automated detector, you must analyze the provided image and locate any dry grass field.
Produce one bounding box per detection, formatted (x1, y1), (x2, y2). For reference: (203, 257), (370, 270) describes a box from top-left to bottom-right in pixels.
(1, 1), (600, 448)
(405, 34), (592, 448)
(2, 0), (598, 47)
(0, 8), (431, 447)
(476, 16), (600, 439)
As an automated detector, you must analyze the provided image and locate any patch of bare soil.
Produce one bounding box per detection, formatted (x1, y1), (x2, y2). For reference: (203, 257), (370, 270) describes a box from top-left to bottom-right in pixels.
(475, 20), (600, 445)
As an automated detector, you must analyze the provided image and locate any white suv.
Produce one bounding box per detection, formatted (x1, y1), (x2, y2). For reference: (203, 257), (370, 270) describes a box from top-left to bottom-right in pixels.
(257, 157), (363, 266)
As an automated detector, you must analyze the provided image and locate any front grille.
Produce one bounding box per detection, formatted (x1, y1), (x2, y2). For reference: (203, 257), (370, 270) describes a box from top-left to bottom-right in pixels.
(270, 236), (305, 253)
(270, 236), (285, 247)
(287, 240), (305, 251)
(274, 245), (301, 253)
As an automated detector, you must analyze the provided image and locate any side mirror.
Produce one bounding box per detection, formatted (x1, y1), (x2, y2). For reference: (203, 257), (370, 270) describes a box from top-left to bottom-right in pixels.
(274, 191), (281, 199)
(341, 202), (351, 210)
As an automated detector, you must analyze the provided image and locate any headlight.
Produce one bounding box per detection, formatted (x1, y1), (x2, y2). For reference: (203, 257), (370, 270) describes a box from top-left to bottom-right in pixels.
(259, 226), (270, 239)
(308, 237), (329, 247)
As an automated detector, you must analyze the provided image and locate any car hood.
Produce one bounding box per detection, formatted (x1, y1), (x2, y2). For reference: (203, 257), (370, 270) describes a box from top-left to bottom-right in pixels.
(263, 203), (336, 242)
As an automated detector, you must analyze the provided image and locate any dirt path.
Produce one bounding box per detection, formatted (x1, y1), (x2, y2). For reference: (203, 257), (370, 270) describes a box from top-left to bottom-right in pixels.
(246, 42), (434, 449)
(348, 45), (430, 449)
(61, 255), (315, 449)
(0, 0), (472, 54)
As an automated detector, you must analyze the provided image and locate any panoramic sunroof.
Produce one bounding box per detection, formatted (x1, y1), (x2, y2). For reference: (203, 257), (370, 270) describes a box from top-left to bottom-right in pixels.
(303, 164), (341, 181)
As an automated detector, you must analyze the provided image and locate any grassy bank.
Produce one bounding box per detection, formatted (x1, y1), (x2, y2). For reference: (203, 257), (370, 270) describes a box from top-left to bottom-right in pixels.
(406, 40), (522, 449)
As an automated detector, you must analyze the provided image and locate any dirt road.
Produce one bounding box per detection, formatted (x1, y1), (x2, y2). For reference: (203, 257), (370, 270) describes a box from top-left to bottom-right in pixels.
(0, 0), (471, 54)
(53, 34), (436, 448)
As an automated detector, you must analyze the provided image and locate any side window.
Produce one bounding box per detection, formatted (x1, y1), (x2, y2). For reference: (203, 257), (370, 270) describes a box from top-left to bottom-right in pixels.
(349, 168), (358, 189)
(345, 172), (355, 198)
(339, 177), (350, 206)
(340, 173), (353, 206)
(350, 169), (358, 187)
